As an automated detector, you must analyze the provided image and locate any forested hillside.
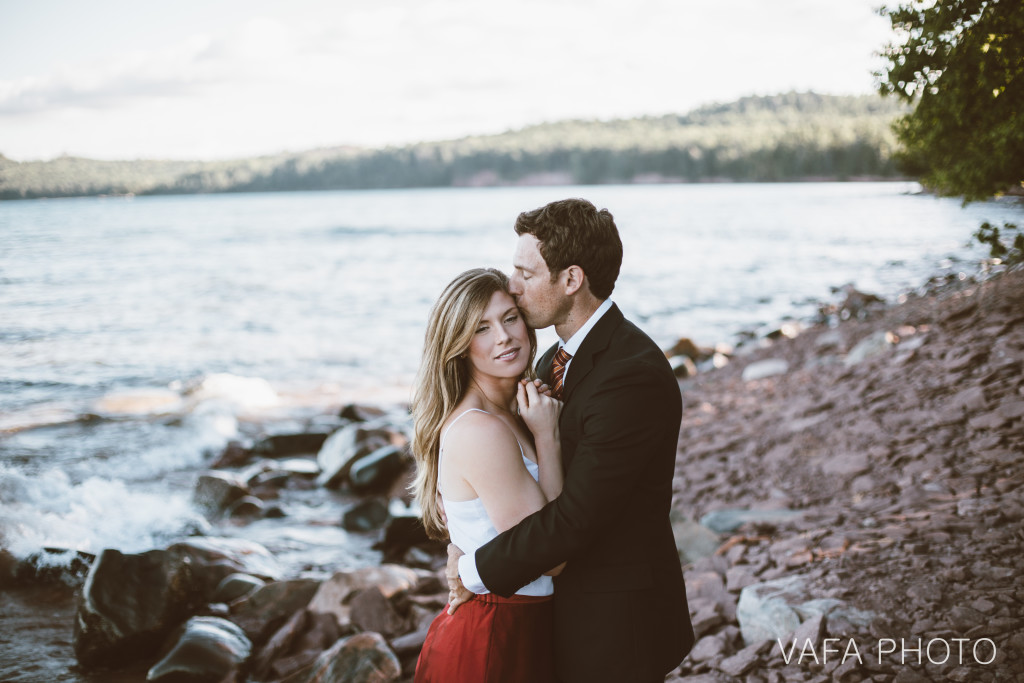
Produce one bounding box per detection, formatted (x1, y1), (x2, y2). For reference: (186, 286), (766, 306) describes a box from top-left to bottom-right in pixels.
(0, 92), (907, 200)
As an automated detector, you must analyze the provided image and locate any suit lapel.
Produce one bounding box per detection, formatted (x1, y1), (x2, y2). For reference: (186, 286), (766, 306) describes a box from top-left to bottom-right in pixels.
(535, 342), (559, 384)
(562, 304), (623, 402)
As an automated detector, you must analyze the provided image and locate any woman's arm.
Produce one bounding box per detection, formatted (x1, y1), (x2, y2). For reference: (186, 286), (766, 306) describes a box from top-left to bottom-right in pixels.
(517, 380), (566, 576)
(517, 380), (563, 502)
(443, 412), (548, 533)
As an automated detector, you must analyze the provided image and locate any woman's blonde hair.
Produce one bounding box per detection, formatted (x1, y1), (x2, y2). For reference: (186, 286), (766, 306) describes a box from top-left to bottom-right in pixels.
(410, 268), (537, 540)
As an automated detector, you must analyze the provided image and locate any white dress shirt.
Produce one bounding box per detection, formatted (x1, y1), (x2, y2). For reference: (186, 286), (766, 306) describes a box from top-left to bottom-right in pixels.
(458, 298), (615, 593)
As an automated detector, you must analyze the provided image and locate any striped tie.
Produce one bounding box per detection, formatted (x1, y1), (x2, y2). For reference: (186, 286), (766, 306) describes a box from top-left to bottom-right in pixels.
(550, 347), (572, 400)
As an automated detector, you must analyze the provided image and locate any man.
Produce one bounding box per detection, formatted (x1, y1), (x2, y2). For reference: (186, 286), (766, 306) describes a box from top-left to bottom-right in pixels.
(448, 198), (694, 682)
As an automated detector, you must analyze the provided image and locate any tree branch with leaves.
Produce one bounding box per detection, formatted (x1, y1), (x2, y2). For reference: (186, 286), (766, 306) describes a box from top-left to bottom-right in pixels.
(877, 0), (1024, 201)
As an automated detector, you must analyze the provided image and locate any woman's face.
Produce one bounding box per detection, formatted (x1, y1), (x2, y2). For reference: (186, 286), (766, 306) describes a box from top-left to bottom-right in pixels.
(466, 290), (531, 381)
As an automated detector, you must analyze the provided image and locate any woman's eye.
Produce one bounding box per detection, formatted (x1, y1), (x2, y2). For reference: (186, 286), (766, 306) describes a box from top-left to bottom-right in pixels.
(505, 315), (518, 324)
(475, 326), (488, 334)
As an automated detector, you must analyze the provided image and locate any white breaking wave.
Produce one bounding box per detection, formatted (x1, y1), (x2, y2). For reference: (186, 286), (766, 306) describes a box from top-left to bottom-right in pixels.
(0, 465), (209, 559)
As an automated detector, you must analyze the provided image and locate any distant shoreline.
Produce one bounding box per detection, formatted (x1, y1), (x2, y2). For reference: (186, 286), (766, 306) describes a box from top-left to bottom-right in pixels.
(2, 176), (919, 203)
(0, 92), (908, 201)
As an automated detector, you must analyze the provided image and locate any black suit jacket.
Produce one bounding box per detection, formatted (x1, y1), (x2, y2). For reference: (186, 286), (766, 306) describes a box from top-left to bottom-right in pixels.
(475, 304), (694, 683)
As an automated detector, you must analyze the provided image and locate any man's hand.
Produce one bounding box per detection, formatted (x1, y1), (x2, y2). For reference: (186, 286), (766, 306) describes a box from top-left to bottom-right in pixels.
(445, 543), (473, 615)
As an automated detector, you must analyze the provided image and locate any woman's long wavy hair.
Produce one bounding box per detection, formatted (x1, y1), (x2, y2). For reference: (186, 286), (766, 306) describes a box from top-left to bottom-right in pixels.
(410, 268), (537, 540)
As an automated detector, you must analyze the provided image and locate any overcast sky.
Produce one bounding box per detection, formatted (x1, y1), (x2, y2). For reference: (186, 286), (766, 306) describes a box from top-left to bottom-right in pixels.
(0, 0), (893, 161)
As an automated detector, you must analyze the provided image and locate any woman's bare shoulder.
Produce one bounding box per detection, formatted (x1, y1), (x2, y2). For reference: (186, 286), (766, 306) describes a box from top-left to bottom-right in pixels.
(442, 410), (520, 468)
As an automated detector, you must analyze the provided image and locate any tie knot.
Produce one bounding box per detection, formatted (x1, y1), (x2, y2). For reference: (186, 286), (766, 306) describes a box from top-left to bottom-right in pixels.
(554, 347), (572, 366)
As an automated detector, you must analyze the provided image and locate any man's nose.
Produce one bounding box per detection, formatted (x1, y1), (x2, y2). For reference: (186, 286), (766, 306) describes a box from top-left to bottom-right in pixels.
(508, 274), (522, 295)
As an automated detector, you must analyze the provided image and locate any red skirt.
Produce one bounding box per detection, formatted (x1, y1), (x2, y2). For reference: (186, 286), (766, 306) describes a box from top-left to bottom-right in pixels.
(414, 593), (556, 683)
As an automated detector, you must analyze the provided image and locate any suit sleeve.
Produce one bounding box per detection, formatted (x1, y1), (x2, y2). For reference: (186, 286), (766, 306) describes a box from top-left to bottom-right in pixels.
(475, 359), (679, 596)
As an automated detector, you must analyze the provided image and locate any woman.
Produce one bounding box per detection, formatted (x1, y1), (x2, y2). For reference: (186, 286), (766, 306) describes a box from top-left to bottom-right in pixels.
(411, 268), (564, 683)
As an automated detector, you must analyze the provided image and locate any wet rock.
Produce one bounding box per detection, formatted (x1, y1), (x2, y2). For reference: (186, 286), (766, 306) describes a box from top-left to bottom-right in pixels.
(10, 547), (95, 588)
(147, 616), (251, 683)
(316, 424), (395, 489)
(229, 578), (320, 644)
(213, 440), (254, 468)
(177, 537), (282, 584)
(742, 358), (789, 381)
(307, 565), (419, 629)
(73, 538), (280, 669)
(254, 432), (332, 458)
(343, 498), (391, 532)
(375, 511), (444, 564)
(277, 458), (322, 478)
(74, 547), (209, 669)
(226, 495), (266, 519)
(194, 471), (250, 516)
(282, 631), (400, 683)
(389, 626), (429, 659)
(249, 608), (308, 680)
(349, 445), (408, 493)
(340, 404), (388, 423)
(213, 573), (266, 604)
(349, 586), (408, 639)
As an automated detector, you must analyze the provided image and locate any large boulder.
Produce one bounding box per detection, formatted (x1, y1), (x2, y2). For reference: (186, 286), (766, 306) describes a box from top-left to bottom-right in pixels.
(282, 632), (400, 683)
(74, 538), (280, 669)
(147, 616), (252, 682)
(74, 547), (207, 669)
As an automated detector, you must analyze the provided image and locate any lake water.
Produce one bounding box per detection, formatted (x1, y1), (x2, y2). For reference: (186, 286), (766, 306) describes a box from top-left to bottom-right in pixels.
(1, 182), (1022, 574)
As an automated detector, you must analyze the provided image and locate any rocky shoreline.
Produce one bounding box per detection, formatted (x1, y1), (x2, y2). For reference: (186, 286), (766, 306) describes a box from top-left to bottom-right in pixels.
(666, 266), (1024, 682)
(1, 267), (1022, 682)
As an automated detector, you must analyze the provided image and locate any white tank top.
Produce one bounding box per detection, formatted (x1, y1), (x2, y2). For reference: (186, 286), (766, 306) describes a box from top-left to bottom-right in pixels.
(439, 408), (553, 596)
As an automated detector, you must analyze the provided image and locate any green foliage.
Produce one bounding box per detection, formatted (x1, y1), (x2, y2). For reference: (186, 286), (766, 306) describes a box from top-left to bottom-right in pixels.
(974, 221), (1024, 266)
(0, 93), (907, 200)
(877, 0), (1024, 201)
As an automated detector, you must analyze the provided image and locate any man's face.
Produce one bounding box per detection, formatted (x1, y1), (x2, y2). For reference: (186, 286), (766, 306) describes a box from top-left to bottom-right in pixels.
(509, 234), (570, 330)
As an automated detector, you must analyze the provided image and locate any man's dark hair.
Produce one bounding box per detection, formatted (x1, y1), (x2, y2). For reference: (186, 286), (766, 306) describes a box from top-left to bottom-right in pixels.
(513, 198), (623, 299)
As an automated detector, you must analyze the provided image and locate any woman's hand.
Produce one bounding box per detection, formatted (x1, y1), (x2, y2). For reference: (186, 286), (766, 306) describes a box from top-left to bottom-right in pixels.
(517, 379), (562, 440)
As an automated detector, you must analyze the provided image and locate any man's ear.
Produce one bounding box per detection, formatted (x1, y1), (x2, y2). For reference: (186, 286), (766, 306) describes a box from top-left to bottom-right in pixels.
(563, 265), (586, 296)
